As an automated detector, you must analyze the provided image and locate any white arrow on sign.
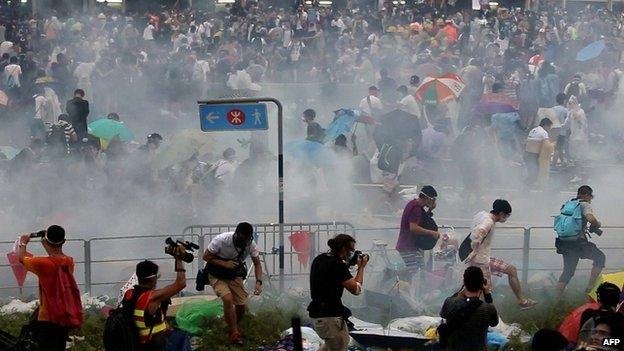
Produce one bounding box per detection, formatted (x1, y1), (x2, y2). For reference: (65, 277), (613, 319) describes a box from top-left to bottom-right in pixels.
(205, 112), (219, 124)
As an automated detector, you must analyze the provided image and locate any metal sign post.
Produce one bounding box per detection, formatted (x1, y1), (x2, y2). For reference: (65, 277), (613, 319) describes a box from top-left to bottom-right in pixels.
(198, 98), (285, 291)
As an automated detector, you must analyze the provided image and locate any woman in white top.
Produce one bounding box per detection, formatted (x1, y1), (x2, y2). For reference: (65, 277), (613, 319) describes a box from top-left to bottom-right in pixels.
(565, 95), (589, 162)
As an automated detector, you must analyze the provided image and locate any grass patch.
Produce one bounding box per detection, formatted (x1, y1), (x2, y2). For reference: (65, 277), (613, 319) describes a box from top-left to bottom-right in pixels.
(0, 286), (589, 350)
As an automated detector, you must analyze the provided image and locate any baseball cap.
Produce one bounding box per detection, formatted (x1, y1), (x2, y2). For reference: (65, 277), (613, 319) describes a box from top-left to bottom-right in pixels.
(420, 185), (438, 199)
(45, 225), (66, 245)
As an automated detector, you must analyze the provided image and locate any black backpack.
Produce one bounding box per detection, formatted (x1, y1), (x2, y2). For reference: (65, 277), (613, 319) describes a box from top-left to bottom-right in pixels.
(103, 289), (143, 351)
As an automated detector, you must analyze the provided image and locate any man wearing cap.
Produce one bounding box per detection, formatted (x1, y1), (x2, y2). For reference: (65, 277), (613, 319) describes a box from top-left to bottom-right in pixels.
(396, 186), (446, 270)
(121, 252), (188, 351)
(18, 225), (80, 351)
(202, 222), (263, 345)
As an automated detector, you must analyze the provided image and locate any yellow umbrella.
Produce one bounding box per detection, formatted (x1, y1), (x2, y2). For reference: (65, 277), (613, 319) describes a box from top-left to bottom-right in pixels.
(152, 129), (215, 170)
(588, 271), (624, 301)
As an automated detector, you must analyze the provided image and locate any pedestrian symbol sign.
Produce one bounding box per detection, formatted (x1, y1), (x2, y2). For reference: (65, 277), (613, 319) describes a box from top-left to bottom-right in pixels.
(199, 103), (268, 131)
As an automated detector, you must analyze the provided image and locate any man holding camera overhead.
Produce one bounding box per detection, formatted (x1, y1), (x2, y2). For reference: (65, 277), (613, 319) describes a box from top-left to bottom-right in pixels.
(308, 234), (368, 351)
(202, 222), (263, 346)
(18, 225), (83, 351)
(120, 246), (188, 350)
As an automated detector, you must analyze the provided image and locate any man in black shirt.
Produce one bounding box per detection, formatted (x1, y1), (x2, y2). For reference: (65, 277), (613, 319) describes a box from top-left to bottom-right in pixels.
(578, 282), (624, 344)
(440, 266), (498, 351)
(66, 89), (90, 140)
(308, 234), (368, 351)
(303, 109), (325, 143)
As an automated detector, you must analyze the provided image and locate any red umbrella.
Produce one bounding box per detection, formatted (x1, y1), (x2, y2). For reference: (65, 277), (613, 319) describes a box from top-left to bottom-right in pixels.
(6, 240), (32, 288)
(288, 231), (313, 268)
(558, 302), (599, 343)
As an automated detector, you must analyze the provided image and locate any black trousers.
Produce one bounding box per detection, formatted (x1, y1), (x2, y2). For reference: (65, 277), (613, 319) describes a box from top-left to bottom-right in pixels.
(556, 239), (606, 284)
(24, 321), (68, 351)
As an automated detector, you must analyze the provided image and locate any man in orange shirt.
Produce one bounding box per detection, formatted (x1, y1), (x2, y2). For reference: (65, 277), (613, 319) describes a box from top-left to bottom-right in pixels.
(18, 225), (76, 351)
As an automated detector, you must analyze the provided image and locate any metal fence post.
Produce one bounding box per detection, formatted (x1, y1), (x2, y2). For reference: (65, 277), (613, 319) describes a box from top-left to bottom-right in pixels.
(522, 228), (531, 286)
(84, 240), (92, 296)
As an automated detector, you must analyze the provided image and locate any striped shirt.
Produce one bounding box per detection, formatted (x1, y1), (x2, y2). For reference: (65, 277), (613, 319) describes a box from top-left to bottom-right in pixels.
(49, 120), (76, 155)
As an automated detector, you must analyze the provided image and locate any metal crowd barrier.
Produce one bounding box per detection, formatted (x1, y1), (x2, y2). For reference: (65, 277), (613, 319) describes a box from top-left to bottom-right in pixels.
(0, 223), (622, 297)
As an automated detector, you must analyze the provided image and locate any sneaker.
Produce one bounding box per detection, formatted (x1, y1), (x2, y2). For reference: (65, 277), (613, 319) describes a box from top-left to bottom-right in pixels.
(518, 298), (538, 310)
(229, 332), (244, 346)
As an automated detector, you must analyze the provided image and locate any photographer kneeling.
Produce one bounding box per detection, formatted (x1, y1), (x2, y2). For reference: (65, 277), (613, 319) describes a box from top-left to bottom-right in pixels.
(308, 234), (368, 351)
(202, 222), (263, 345)
(123, 245), (188, 351)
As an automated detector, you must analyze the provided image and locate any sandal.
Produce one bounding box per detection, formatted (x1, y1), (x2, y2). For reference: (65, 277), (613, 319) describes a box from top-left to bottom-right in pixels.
(518, 298), (538, 310)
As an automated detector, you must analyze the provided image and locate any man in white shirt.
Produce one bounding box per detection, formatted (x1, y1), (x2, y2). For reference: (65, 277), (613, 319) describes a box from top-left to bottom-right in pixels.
(524, 118), (552, 186)
(202, 223), (263, 345)
(552, 93), (569, 166)
(358, 86), (384, 117)
(143, 22), (155, 41)
(212, 148), (238, 186)
(398, 75), (422, 118)
(4, 56), (22, 88)
(466, 199), (537, 309)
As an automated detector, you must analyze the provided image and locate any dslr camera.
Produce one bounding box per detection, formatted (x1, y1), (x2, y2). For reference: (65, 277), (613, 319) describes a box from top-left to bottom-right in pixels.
(29, 230), (47, 238)
(348, 250), (370, 267)
(588, 225), (603, 236)
(165, 237), (199, 263)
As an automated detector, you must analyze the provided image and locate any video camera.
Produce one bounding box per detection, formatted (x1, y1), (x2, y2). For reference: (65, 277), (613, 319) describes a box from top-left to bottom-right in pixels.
(348, 250), (370, 267)
(165, 237), (199, 263)
(29, 230), (47, 238)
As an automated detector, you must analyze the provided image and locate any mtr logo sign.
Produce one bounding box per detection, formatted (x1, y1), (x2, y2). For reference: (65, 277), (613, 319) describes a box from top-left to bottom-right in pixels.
(603, 339), (621, 346)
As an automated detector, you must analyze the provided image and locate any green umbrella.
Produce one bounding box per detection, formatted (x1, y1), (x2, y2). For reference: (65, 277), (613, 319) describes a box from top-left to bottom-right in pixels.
(88, 119), (135, 141)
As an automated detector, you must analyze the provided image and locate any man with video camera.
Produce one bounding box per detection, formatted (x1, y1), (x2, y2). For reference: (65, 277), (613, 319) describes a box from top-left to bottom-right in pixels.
(201, 222), (263, 346)
(120, 246), (188, 350)
(18, 225), (83, 351)
(308, 234), (368, 351)
(555, 185), (606, 297)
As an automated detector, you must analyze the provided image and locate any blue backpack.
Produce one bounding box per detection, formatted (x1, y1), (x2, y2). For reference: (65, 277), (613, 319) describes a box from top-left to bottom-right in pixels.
(554, 199), (583, 241)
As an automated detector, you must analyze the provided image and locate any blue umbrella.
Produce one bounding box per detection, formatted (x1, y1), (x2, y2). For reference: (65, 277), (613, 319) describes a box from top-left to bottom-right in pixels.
(284, 140), (338, 167)
(324, 109), (360, 142)
(576, 40), (605, 62)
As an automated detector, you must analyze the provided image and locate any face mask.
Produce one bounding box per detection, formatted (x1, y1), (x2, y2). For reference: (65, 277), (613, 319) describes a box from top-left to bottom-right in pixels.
(499, 215), (509, 223)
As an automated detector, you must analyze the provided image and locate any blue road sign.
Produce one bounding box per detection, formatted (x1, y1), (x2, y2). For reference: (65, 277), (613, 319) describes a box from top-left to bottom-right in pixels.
(199, 103), (269, 132)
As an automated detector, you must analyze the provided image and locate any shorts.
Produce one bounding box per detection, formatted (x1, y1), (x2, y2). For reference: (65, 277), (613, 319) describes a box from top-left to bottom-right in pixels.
(472, 257), (512, 282)
(312, 317), (350, 351)
(399, 250), (424, 270)
(556, 135), (568, 151)
(209, 275), (248, 305)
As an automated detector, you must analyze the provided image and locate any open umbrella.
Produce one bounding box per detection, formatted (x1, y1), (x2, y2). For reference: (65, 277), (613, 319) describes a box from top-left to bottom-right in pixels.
(88, 119), (135, 142)
(153, 130), (215, 170)
(284, 140), (338, 167)
(374, 109), (423, 147)
(0, 146), (20, 160)
(558, 302), (600, 343)
(415, 73), (465, 105)
(324, 108), (375, 142)
(576, 39), (606, 62)
(587, 271), (624, 302)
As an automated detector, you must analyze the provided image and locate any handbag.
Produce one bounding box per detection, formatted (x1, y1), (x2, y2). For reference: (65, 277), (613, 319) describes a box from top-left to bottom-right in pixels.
(458, 226), (493, 262)
(414, 210), (439, 250)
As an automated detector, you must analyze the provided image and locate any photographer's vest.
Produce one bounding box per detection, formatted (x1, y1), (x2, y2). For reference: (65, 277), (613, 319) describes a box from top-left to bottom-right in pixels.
(131, 290), (167, 344)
